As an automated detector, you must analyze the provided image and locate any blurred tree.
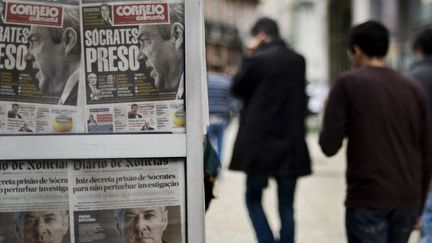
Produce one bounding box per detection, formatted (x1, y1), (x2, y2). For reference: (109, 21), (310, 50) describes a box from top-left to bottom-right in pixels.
(328, 0), (351, 85)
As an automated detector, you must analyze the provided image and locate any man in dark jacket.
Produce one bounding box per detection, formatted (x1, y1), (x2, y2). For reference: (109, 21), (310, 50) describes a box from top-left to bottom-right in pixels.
(409, 28), (432, 243)
(320, 21), (432, 243)
(229, 17), (311, 243)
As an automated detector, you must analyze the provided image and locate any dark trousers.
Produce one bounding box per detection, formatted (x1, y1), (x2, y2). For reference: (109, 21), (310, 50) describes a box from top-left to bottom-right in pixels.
(204, 173), (215, 212)
(346, 207), (418, 243)
(246, 174), (297, 243)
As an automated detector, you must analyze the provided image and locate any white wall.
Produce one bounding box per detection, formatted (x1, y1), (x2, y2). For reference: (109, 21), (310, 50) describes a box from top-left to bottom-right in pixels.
(352, 0), (371, 24)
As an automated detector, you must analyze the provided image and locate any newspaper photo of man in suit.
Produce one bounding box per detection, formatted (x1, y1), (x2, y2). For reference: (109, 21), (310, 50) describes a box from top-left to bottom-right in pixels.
(128, 104), (142, 119)
(7, 103), (22, 119)
(100, 4), (113, 26)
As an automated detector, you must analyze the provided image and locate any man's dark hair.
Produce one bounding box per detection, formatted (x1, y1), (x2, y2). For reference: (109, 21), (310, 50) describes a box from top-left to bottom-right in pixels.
(413, 28), (432, 55)
(12, 103), (19, 108)
(157, 3), (184, 41)
(49, 7), (81, 55)
(100, 4), (110, 11)
(251, 17), (279, 39)
(348, 20), (389, 58)
(131, 104), (138, 108)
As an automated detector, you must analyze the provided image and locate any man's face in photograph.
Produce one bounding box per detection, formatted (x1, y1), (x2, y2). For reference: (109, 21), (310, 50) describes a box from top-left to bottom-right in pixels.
(107, 75), (114, 85)
(118, 207), (168, 243)
(11, 104), (19, 114)
(88, 73), (97, 86)
(137, 25), (179, 90)
(16, 211), (69, 243)
(130, 105), (138, 114)
(25, 26), (67, 95)
(100, 5), (110, 19)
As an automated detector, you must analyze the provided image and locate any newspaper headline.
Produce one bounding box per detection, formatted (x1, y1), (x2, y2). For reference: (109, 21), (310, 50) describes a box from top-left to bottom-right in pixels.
(0, 0), (185, 134)
(0, 158), (185, 243)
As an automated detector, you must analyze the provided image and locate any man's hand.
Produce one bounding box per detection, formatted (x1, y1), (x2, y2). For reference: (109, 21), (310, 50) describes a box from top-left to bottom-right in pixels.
(224, 65), (238, 76)
(244, 33), (266, 56)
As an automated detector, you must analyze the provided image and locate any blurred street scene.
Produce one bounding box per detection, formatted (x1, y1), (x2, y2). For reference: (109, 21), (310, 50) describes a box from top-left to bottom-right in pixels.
(205, 0), (432, 112)
(205, 118), (421, 243)
(204, 0), (432, 242)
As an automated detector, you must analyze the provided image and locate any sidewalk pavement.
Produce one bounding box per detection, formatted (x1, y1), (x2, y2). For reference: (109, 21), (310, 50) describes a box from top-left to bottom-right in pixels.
(205, 119), (421, 243)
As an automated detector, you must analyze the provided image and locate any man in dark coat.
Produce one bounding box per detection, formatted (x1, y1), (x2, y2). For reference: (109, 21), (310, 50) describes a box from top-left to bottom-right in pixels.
(229, 17), (311, 243)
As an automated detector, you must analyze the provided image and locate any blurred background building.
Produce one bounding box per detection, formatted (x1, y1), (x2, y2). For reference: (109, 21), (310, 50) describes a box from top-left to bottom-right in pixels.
(204, 0), (259, 69)
(203, 0), (432, 114)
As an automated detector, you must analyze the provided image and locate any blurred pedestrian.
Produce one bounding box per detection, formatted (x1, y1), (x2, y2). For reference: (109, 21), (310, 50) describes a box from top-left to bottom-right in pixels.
(409, 28), (432, 243)
(204, 133), (220, 212)
(207, 64), (235, 161)
(229, 17), (311, 243)
(410, 28), (432, 112)
(320, 21), (432, 243)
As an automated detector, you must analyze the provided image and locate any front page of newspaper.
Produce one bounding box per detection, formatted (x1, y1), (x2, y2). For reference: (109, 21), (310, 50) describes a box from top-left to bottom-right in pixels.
(0, 159), (186, 243)
(0, 160), (70, 243)
(0, 0), (82, 134)
(69, 158), (185, 243)
(0, 0), (186, 135)
(81, 0), (185, 134)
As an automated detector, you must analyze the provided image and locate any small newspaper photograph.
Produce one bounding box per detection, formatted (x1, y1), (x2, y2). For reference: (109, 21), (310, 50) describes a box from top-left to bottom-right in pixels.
(0, 160), (70, 243)
(0, 102), (79, 134)
(0, 158), (186, 243)
(68, 158), (185, 243)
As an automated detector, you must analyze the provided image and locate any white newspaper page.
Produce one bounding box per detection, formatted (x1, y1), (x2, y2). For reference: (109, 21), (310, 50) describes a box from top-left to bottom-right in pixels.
(0, 161), (70, 243)
(68, 158), (185, 243)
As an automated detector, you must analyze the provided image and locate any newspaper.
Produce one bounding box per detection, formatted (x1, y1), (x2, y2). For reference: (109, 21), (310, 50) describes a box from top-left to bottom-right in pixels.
(69, 158), (185, 243)
(0, 159), (186, 243)
(81, 0), (185, 134)
(0, 160), (70, 243)
(0, 0), (82, 134)
(0, 0), (186, 134)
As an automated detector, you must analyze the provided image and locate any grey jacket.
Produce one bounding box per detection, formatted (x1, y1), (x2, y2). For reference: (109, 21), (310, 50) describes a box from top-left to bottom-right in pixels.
(409, 56), (432, 112)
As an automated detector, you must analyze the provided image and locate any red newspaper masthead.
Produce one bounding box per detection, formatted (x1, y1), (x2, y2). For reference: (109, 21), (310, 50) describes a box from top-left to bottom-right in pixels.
(113, 3), (169, 26)
(6, 2), (63, 27)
